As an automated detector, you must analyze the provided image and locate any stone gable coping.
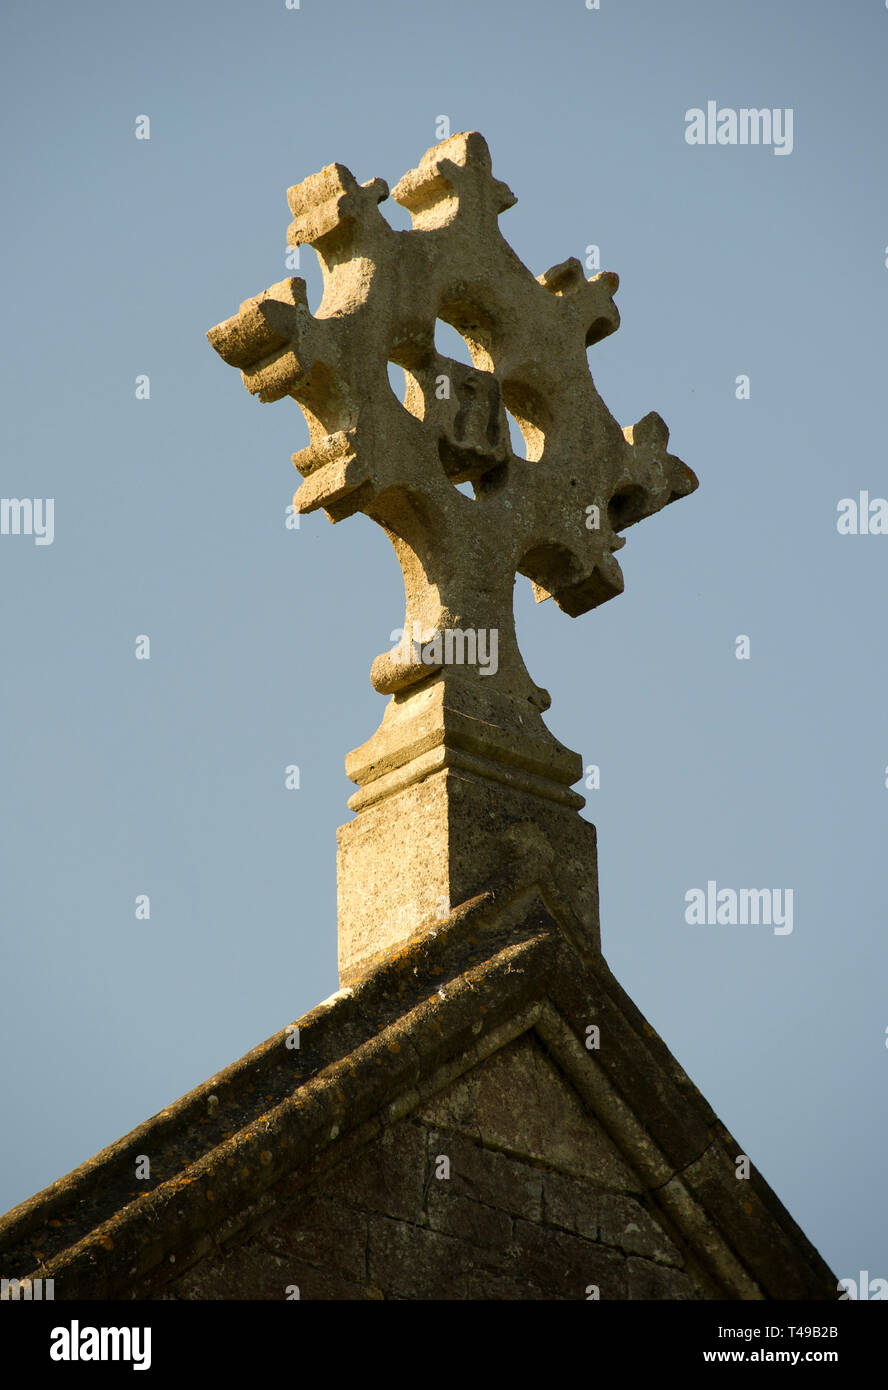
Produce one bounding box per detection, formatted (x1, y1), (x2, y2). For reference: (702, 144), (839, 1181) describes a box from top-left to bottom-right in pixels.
(0, 887), (836, 1300)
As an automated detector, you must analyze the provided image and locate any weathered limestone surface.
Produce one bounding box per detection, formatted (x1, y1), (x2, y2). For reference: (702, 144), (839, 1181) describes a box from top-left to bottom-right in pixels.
(163, 1035), (706, 1301)
(207, 131), (698, 982)
(0, 890), (838, 1300)
(0, 136), (836, 1305)
(337, 768), (600, 984)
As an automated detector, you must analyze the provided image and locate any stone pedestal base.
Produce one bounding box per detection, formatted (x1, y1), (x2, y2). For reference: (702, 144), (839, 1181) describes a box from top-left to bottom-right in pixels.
(337, 765), (599, 986)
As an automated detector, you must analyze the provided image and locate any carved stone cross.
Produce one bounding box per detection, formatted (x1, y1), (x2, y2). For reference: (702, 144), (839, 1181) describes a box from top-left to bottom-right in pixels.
(208, 132), (697, 983)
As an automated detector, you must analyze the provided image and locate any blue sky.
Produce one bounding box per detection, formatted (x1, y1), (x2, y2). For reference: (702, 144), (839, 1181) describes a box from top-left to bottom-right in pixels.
(1, 0), (886, 1291)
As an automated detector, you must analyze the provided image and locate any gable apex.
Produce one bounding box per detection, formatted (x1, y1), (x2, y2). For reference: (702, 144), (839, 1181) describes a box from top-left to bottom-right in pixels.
(0, 886), (835, 1300)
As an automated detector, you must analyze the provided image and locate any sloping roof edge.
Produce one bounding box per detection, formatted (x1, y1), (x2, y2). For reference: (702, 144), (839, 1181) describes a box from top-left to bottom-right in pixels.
(0, 885), (837, 1300)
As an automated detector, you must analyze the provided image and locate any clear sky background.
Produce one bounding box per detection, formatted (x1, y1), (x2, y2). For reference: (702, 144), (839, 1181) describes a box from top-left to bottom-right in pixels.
(1, 0), (885, 1291)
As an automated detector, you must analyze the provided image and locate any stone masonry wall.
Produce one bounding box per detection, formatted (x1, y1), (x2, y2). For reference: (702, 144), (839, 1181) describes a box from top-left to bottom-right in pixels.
(158, 1032), (712, 1300)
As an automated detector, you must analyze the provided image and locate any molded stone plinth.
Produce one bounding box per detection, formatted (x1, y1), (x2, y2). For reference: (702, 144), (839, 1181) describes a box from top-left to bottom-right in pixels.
(337, 762), (599, 985)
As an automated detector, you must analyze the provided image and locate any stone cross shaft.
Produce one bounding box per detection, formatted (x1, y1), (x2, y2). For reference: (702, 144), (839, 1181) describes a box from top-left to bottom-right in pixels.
(208, 132), (698, 983)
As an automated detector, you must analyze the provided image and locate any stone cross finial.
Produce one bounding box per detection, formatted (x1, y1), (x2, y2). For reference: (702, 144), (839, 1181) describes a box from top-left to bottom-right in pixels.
(208, 133), (698, 983)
